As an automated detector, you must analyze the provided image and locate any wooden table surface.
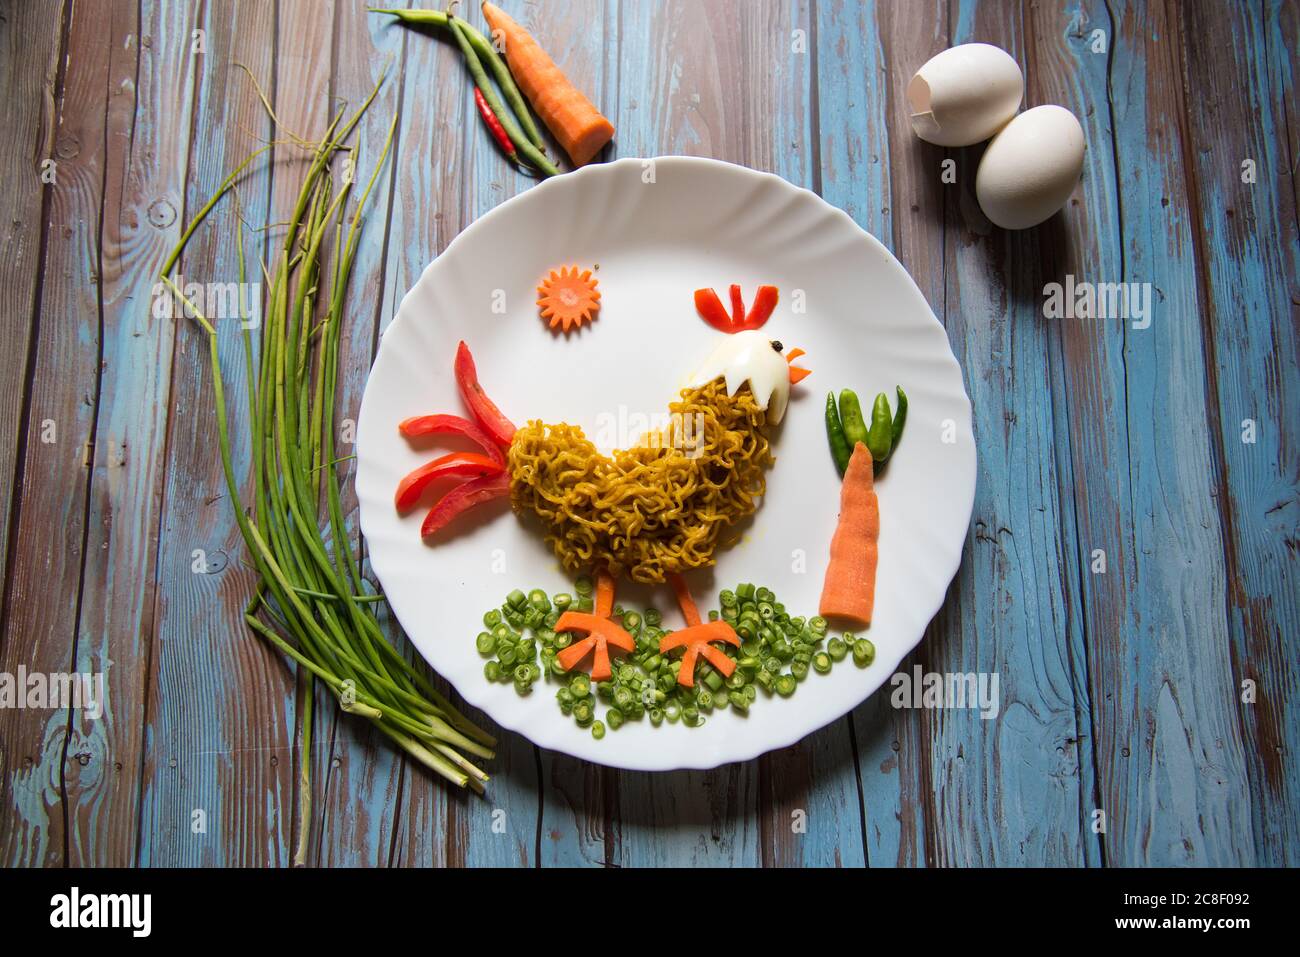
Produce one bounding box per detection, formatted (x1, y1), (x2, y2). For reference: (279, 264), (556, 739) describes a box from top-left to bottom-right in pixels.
(0, 0), (1295, 868)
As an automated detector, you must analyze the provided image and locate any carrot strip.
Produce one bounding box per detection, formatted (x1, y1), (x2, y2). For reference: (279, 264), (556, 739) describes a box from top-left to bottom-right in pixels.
(594, 568), (615, 617)
(480, 2), (615, 167)
(669, 573), (701, 627)
(818, 442), (879, 626)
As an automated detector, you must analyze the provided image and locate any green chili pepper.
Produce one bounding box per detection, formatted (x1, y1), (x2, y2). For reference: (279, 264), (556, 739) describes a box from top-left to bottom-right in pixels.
(867, 392), (893, 461)
(891, 386), (908, 454)
(825, 392), (852, 474)
(838, 389), (868, 450)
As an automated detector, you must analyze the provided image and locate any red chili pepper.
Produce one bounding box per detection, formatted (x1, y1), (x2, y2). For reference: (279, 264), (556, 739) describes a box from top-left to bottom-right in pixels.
(729, 284), (745, 326)
(742, 284), (779, 330)
(454, 340), (517, 448)
(398, 413), (505, 465)
(395, 451), (505, 511)
(473, 85), (516, 159)
(693, 288), (734, 333)
(421, 472), (510, 537)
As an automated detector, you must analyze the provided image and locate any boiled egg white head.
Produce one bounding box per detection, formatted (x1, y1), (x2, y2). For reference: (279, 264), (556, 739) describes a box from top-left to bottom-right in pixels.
(907, 43), (1023, 147)
(687, 330), (793, 424)
(975, 105), (1086, 229)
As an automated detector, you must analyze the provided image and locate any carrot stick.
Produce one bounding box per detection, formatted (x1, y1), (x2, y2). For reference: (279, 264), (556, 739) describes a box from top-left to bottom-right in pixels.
(480, 2), (615, 167)
(594, 568), (615, 618)
(818, 442), (879, 626)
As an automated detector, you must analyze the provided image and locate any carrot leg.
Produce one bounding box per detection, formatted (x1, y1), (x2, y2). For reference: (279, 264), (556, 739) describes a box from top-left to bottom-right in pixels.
(677, 646), (700, 688)
(669, 573), (702, 627)
(554, 571), (633, 679)
(594, 568), (616, 617)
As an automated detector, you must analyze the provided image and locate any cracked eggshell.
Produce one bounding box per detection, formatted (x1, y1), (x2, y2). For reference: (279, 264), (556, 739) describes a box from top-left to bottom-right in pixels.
(907, 43), (1024, 147)
(975, 105), (1086, 230)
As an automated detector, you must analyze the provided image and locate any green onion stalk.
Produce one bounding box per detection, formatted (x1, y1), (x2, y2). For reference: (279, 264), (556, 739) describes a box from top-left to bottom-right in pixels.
(159, 75), (496, 853)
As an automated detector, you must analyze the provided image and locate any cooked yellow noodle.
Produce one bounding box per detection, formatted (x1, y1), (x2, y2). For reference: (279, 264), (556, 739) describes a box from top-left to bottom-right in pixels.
(507, 379), (773, 584)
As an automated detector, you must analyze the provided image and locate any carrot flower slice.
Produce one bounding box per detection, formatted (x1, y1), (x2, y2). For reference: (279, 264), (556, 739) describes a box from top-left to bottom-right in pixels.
(537, 265), (601, 332)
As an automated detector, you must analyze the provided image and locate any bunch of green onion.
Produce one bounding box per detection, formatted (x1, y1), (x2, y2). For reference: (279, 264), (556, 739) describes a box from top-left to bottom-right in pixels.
(159, 75), (495, 859)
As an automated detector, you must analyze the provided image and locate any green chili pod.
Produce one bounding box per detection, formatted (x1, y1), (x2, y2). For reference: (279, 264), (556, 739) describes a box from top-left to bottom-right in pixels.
(838, 389), (868, 450)
(825, 392), (852, 475)
(891, 386), (908, 453)
(867, 392), (893, 461)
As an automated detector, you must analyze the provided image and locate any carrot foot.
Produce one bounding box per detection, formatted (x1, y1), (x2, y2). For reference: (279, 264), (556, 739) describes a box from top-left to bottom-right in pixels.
(661, 574), (739, 687)
(555, 569), (631, 681)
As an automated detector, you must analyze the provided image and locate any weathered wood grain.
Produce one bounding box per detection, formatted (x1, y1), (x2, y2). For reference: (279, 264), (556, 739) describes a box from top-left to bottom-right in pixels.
(1055, 0), (1255, 866)
(137, 0), (288, 867)
(0, 1), (66, 598)
(61, 0), (206, 868)
(371, 2), (479, 867)
(816, 0), (946, 867)
(307, 0), (410, 870)
(0, 0), (116, 867)
(1174, 0), (1300, 866)
(1, 0), (1297, 869)
(922, 0), (1098, 866)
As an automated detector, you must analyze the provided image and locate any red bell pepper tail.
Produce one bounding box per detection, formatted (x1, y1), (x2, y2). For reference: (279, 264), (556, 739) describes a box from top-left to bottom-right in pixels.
(454, 340), (517, 449)
(420, 472), (510, 538)
(395, 451), (505, 511)
(398, 413), (505, 465)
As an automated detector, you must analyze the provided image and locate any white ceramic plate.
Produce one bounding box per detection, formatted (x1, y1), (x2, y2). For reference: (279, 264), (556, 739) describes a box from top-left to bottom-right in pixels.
(356, 157), (974, 771)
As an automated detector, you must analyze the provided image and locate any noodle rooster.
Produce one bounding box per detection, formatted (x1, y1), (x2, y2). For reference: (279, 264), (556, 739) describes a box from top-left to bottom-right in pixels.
(395, 309), (810, 686)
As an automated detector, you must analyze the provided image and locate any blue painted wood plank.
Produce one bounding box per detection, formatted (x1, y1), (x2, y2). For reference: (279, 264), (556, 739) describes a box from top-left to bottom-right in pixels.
(916, 0), (1097, 866)
(0, 0), (66, 596)
(1175, 0), (1300, 866)
(1056, 0), (1256, 866)
(0, 0), (114, 867)
(307, 0), (411, 870)
(63, 0), (209, 867)
(138, 0), (291, 866)
(815, 0), (945, 867)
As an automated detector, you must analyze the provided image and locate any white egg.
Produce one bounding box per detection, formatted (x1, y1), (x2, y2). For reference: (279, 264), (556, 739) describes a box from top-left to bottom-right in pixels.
(975, 105), (1085, 230)
(907, 43), (1024, 147)
(687, 330), (792, 424)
